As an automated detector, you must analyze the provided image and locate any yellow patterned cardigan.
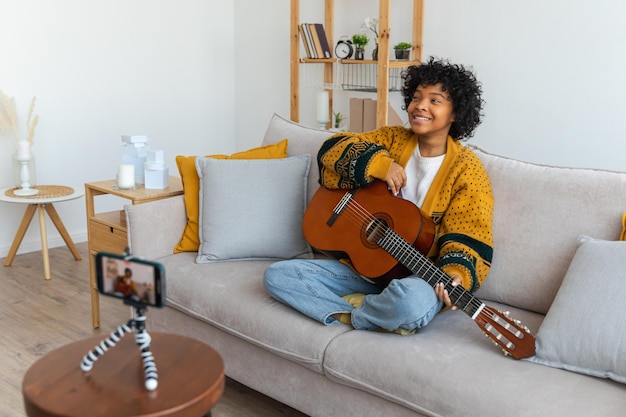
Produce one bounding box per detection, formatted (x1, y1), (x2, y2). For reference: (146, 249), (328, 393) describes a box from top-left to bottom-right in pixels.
(317, 126), (494, 293)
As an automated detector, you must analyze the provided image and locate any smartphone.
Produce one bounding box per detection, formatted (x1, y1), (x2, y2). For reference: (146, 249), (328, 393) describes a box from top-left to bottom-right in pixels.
(95, 251), (166, 308)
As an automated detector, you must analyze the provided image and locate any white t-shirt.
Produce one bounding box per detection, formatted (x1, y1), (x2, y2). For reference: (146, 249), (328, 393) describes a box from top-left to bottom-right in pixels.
(402, 147), (445, 208)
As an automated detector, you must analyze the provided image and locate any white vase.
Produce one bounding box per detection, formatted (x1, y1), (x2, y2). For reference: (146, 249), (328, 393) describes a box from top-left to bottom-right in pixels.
(12, 152), (37, 189)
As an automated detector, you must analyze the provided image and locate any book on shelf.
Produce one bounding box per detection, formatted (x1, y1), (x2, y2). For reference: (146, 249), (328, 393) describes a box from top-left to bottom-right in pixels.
(301, 24), (317, 58)
(298, 24), (313, 58)
(313, 23), (332, 59)
(299, 23), (331, 59)
(308, 24), (325, 59)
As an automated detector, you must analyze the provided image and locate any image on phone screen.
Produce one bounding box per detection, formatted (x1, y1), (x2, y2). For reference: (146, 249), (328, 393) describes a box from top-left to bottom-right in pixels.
(96, 252), (165, 307)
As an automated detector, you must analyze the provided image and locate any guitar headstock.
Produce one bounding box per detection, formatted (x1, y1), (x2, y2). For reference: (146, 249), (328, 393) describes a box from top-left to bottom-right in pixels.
(474, 306), (536, 360)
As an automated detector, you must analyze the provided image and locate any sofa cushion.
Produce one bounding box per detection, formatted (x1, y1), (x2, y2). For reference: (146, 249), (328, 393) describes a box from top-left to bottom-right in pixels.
(526, 235), (626, 384)
(174, 140), (288, 253)
(156, 252), (351, 373)
(322, 303), (625, 417)
(261, 113), (331, 203)
(472, 146), (626, 314)
(195, 155), (313, 262)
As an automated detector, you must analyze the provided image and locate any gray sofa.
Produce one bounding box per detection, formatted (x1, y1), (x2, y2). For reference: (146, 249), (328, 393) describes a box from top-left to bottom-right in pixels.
(125, 114), (626, 417)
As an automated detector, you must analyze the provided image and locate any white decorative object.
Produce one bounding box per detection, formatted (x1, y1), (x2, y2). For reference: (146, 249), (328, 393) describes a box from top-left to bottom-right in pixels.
(120, 134), (150, 184)
(144, 149), (169, 190)
(0, 91), (39, 193)
(17, 139), (31, 159)
(13, 148), (38, 196)
(121, 134), (149, 145)
(12, 148), (36, 188)
(316, 91), (330, 129)
(117, 164), (136, 189)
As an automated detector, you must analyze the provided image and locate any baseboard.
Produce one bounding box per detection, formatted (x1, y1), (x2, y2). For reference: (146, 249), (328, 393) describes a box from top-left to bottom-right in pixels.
(0, 232), (88, 259)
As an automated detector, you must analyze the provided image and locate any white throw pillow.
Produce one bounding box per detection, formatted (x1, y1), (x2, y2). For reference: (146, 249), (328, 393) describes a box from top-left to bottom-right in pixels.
(195, 155), (313, 263)
(525, 235), (626, 384)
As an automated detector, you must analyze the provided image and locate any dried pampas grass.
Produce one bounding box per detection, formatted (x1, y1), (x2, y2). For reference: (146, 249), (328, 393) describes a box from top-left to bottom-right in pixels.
(0, 90), (39, 150)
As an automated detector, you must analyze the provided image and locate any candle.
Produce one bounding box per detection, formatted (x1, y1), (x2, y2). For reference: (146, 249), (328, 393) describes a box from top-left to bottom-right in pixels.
(316, 91), (330, 124)
(17, 140), (31, 160)
(117, 164), (135, 189)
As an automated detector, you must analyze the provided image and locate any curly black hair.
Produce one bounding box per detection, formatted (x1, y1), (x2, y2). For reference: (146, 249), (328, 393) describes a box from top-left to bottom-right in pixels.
(401, 57), (484, 140)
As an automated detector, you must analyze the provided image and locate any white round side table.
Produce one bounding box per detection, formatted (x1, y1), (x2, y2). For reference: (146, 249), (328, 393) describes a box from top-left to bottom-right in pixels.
(1, 185), (84, 280)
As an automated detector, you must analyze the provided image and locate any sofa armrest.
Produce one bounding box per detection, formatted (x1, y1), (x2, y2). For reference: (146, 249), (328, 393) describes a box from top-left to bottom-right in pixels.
(125, 195), (186, 260)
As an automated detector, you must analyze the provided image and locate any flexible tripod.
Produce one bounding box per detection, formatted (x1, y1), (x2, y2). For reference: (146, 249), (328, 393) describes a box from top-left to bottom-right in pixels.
(80, 304), (159, 391)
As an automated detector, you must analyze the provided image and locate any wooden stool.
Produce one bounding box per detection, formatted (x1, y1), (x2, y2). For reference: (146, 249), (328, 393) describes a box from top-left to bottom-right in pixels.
(22, 332), (224, 417)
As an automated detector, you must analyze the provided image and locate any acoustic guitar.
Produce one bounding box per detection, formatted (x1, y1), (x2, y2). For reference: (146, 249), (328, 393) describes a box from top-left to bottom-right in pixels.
(302, 180), (536, 360)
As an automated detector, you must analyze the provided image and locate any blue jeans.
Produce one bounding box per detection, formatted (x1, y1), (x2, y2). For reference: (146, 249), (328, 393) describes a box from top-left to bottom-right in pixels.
(263, 259), (444, 332)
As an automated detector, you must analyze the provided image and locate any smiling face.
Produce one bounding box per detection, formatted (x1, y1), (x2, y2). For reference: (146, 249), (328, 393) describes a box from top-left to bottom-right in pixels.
(407, 84), (456, 155)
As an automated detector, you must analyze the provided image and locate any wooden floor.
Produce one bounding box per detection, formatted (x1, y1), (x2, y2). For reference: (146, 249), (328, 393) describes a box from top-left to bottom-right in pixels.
(0, 243), (307, 417)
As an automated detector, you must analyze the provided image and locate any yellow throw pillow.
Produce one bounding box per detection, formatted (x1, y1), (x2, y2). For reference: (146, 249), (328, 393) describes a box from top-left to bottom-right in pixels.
(174, 139), (288, 253)
(621, 212), (626, 241)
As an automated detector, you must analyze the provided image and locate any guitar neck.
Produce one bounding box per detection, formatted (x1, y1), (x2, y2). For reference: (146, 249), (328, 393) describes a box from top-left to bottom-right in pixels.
(377, 228), (485, 319)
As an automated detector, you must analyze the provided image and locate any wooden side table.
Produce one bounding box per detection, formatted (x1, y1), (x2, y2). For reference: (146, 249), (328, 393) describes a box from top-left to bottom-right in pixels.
(1, 185), (84, 280)
(22, 331), (224, 417)
(85, 177), (183, 328)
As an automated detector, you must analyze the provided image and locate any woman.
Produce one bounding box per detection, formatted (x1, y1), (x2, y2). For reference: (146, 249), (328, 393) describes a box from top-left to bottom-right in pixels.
(264, 57), (493, 334)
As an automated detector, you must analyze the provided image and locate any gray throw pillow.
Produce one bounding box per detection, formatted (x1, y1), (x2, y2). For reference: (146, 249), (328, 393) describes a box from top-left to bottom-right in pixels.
(525, 235), (626, 384)
(195, 155), (313, 263)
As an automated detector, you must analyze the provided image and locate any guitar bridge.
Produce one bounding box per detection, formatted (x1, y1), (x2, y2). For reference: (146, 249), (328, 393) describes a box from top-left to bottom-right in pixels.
(327, 189), (357, 227)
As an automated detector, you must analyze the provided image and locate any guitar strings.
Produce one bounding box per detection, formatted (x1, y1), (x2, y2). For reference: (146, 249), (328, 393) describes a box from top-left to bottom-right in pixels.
(338, 195), (485, 313)
(332, 192), (533, 357)
(339, 196), (443, 282)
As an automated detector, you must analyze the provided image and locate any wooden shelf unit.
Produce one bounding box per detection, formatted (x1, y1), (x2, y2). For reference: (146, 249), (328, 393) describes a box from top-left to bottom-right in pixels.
(290, 0), (424, 128)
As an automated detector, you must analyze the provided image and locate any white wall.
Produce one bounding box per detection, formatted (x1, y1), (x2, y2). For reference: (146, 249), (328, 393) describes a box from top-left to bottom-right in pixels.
(2, 0), (626, 258)
(233, 1), (291, 150)
(422, 0), (626, 170)
(0, 0), (235, 257)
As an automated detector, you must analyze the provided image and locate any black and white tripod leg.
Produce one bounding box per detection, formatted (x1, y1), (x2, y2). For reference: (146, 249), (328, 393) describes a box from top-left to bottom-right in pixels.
(134, 310), (159, 390)
(80, 322), (133, 372)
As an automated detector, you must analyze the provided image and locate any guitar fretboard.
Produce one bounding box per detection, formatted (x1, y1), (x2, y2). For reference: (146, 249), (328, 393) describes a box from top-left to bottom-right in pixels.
(377, 227), (485, 319)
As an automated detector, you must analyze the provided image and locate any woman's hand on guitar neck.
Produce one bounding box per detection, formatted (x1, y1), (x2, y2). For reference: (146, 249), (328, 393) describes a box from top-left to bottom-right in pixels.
(384, 162), (407, 196)
(435, 275), (462, 311)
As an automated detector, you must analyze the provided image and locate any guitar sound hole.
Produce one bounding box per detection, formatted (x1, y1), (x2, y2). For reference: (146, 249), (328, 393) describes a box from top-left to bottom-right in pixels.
(362, 213), (393, 249)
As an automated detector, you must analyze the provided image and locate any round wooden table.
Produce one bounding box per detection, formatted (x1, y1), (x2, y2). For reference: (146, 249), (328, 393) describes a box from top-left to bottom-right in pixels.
(22, 332), (224, 417)
(1, 185), (84, 280)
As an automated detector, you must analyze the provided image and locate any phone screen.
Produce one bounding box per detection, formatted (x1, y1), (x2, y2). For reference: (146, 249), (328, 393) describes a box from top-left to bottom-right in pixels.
(95, 252), (165, 308)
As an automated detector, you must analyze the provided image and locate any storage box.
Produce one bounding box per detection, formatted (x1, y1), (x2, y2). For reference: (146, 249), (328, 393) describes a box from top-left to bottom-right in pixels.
(349, 98), (403, 132)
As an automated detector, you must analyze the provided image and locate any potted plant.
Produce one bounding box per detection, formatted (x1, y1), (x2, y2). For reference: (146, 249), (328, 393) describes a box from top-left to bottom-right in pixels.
(333, 111), (346, 129)
(393, 42), (412, 60)
(352, 34), (369, 60)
